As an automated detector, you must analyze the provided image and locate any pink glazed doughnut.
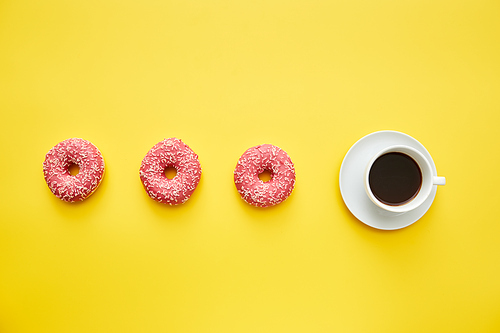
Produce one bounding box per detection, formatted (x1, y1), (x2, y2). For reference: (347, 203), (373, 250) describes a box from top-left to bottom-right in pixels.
(140, 138), (202, 205)
(43, 138), (105, 202)
(234, 144), (296, 207)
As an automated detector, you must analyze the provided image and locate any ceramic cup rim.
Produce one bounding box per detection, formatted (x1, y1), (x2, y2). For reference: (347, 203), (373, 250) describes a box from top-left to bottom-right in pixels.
(364, 145), (434, 213)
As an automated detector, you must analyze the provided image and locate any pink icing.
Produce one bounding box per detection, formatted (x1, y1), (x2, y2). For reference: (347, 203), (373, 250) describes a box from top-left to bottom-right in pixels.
(139, 138), (202, 205)
(43, 138), (105, 202)
(234, 144), (296, 207)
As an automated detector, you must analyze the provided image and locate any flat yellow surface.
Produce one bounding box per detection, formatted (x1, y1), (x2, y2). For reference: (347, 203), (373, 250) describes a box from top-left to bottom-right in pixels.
(1, 0), (499, 332)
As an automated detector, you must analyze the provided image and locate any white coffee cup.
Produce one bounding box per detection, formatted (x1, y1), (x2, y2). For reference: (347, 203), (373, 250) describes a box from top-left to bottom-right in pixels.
(364, 145), (445, 213)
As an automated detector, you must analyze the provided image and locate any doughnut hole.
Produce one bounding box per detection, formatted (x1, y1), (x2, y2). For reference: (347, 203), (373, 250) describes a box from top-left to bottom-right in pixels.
(68, 163), (80, 176)
(258, 169), (273, 182)
(164, 166), (177, 179)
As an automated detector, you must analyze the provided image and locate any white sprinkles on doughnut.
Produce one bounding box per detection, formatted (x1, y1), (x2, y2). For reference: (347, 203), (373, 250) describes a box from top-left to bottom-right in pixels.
(140, 138), (202, 205)
(234, 144), (296, 207)
(43, 138), (105, 202)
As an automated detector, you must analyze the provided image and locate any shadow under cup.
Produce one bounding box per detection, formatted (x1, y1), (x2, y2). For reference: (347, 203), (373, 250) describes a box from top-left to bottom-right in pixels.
(364, 145), (445, 214)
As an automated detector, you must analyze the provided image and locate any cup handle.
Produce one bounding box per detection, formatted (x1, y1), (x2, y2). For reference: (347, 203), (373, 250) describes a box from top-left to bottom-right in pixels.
(433, 176), (446, 185)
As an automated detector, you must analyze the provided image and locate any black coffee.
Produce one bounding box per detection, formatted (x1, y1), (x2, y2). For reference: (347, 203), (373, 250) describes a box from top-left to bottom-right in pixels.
(368, 152), (422, 206)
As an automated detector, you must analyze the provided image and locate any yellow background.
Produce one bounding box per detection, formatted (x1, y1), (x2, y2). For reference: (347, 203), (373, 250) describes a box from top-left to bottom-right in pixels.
(1, 0), (499, 332)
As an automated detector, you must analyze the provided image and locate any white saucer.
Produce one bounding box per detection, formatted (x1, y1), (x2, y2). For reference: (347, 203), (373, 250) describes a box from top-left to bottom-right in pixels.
(339, 131), (439, 230)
